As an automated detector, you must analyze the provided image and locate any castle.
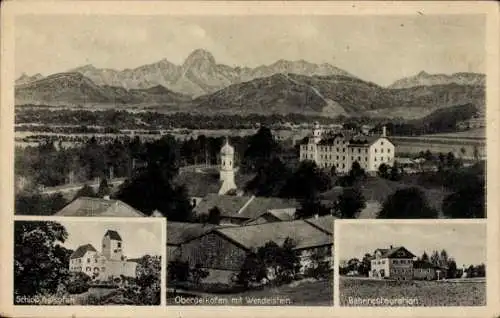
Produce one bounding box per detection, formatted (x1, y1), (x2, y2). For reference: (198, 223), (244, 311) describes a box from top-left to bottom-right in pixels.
(299, 122), (395, 174)
(69, 230), (137, 280)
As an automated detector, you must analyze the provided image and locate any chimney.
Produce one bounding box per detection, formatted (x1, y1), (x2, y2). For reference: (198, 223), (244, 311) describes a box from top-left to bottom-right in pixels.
(382, 126), (387, 137)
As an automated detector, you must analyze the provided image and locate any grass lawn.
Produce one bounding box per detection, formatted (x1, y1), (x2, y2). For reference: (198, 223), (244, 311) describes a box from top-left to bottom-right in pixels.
(340, 277), (486, 306)
(168, 278), (333, 306)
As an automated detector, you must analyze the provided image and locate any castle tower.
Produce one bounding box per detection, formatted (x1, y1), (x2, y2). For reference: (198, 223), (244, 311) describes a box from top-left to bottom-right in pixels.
(218, 138), (237, 194)
(102, 230), (123, 261)
(312, 121), (322, 144)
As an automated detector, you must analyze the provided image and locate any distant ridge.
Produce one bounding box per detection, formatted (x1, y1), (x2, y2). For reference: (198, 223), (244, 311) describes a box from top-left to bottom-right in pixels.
(388, 71), (485, 89)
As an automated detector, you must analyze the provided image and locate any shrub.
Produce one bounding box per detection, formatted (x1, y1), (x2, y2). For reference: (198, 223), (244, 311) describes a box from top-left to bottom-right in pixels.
(65, 272), (91, 294)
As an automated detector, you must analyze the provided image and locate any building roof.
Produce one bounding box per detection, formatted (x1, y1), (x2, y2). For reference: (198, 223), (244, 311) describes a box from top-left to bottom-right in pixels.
(104, 230), (122, 241)
(214, 220), (332, 251)
(167, 221), (223, 245)
(220, 139), (234, 155)
(55, 197), (146, 217)
(348, 136), (394, 147)
(194, 194), (253, 217)
(236, 197), (299, 219)
(267, 208), (296, 221)
(70, 244), (97, 259)
(303, 215), (337, 235)
(193, 194), (298, 220)
(374, 246), (416, 259)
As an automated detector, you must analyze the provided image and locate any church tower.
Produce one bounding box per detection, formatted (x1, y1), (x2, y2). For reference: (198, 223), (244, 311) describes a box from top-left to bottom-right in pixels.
(218, 138), (237, 195)
(102, 230), (123, 261)
(312, 121), (322, 144)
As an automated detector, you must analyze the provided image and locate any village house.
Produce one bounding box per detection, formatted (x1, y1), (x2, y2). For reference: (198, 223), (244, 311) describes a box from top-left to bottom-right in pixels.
(55, 196), (146, 217)
(369, 246), (416, 280)
(299, 122), (395, 174)
(178, 219), (333, 284)
(413, 260), (441, 280)
(69, 230), (137, 281)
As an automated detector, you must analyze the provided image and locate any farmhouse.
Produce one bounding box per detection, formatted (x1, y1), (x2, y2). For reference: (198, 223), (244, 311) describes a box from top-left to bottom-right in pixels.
(245, 208), (296, 225)
(55, 196), (146, 217)
(179, 219), (333, 284)
(413, 260), (440, 280)
(299, 122), (395, 173)
(369, 246), (416, 280)
(69, 230), (137, 280)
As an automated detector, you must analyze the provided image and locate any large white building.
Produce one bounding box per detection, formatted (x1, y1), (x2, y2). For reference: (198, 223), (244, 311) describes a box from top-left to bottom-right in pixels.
(69, 230), (137, 281)
(299, 122), (395, 174)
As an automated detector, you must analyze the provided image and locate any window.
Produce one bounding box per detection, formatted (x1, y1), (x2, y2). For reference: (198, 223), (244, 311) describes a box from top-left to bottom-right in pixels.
(358, 156), (361, 161)
(358, 148), (361, 153)
(381, 141), (384, 145)
(103, 243), (106, 248)
(342, 156), (345, 160)
(343, 148), (346, 152)
(381, 149), (384, 153)
(336, 156), (339, 160)
(374, 157), (377, 162)
(117, 242), (121, 248)
(365, 157), (368, 161)
(342, 164), (345, 168)
(95, 259), (98, 263)
(387, 149), (391, 153)
(336, 148), (339, 152)
(375, 149), (378, 153)
(87, 258), (90, 263)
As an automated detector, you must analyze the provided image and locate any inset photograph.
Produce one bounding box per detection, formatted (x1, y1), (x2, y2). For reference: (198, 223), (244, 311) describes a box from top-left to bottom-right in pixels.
(337, 221), (486, 307)
(14, 218), (164, 306)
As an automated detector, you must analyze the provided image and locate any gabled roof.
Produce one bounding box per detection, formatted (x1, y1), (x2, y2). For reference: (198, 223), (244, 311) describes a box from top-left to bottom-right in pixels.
(214, 220), (332, 251)
(194, 194), (253, 217)
(374, 246), (416, 259)
(236, 197), (299, 219)
(55, 197), (146, 217)
(167, 221), (223, 245)
(104, 230), (122, 241)
(348, 136), (394, 147)
(304, 215), (337, 235)
(70, 244), (97, 259)
(267, 208), (296, 221)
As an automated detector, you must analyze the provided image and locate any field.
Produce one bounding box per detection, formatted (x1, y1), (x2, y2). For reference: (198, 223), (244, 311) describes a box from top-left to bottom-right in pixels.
(168, 278), (333, 306)
(339, 277), (486, 307)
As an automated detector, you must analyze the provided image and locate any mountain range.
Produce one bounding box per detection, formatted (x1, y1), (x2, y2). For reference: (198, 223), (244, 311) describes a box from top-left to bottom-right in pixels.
(15, 49), (486, 119)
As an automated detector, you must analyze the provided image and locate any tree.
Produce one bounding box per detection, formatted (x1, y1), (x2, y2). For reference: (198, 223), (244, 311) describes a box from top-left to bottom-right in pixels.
(191, 263), (209, 285)
(14, 221), (71, 299)
(280, 161), (331, 200)
(447, 259), (458, 279)
(389, 162), (402, 181)
(377, 187), (438, 219)
(244, 157), (292, 197)
(207, 206), (221, 225)
(236, 252), (267, 288)
(442, 177), (485, 218)
(73, 184), (97, 200)
(134, 255), (161, 305)
(242, 127), (279, 171)
(421, 252), (429, 262)
(378, 163), (390, 179)
(334, 187), (366, 219)
(430, 250), (440, 267)
(295, 197), (330, 219)
(15, 191), (68, 216)
(96, 177), (111, 198)
(358, 253), (372, 276)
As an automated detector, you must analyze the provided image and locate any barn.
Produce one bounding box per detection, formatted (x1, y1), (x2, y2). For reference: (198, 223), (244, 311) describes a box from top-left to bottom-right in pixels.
(179, 219), (333, 284)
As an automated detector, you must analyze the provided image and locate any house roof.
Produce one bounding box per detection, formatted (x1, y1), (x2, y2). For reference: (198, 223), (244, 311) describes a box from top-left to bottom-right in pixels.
(214, 220), (332, 251)
(374, 246), (416, 259)
(167, 221), (223, 245)
(348, 136), (394, 147)
(104, 230), (122, 241)
(193, 194), (298, 220)
(70, 244), (97, 259)
(55, 197), (146, 217)
(303, 215), (337, 235)
(236, 197), (299, 219)
(267, 208), (296, 221)
(194, 194), (253, 217)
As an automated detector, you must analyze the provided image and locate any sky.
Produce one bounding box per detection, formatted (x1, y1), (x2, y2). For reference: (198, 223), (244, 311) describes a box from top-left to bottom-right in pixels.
(15, 14), (485, 86)
(56, 220), (163, 259)
(338, 222), (486, 267)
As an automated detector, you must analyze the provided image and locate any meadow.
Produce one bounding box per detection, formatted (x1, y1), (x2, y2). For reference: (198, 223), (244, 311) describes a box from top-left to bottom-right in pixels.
(339, 277), (486, 307)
